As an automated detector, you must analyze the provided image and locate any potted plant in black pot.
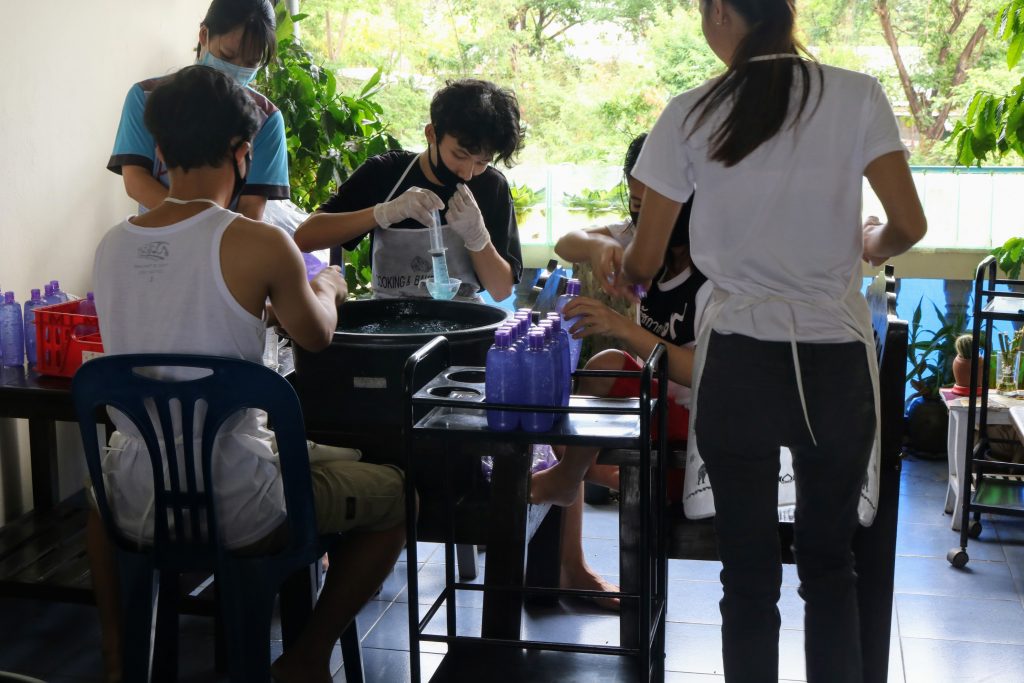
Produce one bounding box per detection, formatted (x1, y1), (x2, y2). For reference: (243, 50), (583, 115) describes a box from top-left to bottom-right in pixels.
(905, 300), (968, 456)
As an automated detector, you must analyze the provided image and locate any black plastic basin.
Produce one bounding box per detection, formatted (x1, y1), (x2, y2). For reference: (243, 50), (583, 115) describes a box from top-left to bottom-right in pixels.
(290, 298), (508, 433)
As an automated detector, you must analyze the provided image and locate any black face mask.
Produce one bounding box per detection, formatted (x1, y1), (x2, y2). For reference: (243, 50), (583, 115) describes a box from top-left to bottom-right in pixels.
(428, 142), (463, 187)
(231, 146), (251, 206)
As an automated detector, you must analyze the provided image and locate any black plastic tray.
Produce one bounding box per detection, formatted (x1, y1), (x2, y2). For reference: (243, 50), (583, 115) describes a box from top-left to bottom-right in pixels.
(410, 365), (654, 449)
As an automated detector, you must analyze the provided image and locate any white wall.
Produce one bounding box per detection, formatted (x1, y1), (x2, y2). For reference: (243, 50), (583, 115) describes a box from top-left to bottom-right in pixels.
(0, 0), (211, 521)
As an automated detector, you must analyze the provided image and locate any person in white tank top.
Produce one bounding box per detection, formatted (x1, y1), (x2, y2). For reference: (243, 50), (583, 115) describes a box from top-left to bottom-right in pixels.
(88, 65), (406, 683)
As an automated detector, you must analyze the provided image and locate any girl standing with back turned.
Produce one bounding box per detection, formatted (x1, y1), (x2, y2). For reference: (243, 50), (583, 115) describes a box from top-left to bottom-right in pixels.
(624, 1), (926, 680)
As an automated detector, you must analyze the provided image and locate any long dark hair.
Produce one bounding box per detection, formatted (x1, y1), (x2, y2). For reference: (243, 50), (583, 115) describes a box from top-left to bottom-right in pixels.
(195, 0), (277, 68)
(687, 0), (821, 167)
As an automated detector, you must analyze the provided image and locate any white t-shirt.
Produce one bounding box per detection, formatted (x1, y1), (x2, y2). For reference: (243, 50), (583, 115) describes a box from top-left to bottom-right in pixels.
(598, 218), (636, 248)
(632, 62), (907, 343)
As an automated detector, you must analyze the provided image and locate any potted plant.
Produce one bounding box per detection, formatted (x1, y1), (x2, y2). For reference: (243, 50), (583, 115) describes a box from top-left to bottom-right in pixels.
(952, 333), (984, 395)
(905, 300), (967, 456)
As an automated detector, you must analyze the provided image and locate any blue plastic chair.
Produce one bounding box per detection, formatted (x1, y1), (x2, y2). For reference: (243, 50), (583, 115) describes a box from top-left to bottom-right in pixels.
(73, 354), (363, 683)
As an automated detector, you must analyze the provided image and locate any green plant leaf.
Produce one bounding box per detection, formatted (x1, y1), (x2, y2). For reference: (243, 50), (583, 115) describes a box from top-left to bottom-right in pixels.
(360, 70), (383, 98)
(1009, 32), (1024, 69)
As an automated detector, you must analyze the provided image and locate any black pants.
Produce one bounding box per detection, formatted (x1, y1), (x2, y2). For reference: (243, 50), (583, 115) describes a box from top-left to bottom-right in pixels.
(696, 332), (875, 683)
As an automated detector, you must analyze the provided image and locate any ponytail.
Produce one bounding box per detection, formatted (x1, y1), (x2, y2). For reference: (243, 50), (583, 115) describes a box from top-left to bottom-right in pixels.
(686, 0), (822, 167)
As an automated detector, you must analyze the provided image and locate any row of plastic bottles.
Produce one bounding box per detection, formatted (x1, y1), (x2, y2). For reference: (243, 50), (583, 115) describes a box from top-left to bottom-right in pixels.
(484, 279), (584, 432)
(0, 280), (93, 367)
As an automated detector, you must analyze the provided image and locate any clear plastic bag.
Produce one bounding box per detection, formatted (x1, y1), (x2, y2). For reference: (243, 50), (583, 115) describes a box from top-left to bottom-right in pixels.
(481, 444), (559, 482)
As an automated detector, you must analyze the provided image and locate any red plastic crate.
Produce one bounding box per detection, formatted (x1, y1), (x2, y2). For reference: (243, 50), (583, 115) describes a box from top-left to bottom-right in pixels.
(33, 300), (104, 377)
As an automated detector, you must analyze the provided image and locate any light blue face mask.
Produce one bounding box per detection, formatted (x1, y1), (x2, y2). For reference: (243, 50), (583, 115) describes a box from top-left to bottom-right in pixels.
(199, 51), (259, 87)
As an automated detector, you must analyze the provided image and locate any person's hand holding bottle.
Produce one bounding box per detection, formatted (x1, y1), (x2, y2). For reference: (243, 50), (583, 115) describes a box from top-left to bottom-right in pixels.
(311, 265), (348, 306)
(562, 296), (632, 340)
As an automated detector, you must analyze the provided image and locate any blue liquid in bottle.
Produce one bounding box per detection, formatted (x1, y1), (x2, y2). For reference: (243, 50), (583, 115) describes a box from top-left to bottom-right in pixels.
(555, 278), (583, 371)
(485, 329), (520, 431)
(522, 330), (557, 433)
(541, 319), (570, 407)
(1, 291), (25, 367)
(23, 288), (43, 366)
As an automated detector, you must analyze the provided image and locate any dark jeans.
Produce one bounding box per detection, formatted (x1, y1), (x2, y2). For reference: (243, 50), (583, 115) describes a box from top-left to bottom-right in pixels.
(696, 332), (875, 683)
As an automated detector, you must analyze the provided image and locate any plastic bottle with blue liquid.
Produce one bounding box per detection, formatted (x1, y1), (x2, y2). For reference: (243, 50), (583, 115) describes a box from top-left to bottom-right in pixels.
(540, 319), (570, 407)
(23, 289), (43, 366)
(521, 329), (557, 432)
(49, 280), (68, 303)
(43, 283), (60, 305)
(1, 292), (25, 367)
(485, 329), (521, 431)
(78, 291), (97, 316)
(555, 278), (583, 371)
(73, 292), (100, 338)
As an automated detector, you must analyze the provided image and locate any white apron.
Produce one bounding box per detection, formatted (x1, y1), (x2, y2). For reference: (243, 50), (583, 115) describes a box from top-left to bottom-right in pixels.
(682, 272), (881, 527)
(370, 156), (480, 300)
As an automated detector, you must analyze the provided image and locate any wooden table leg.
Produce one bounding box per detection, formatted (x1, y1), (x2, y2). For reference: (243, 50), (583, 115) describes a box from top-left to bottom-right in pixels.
(481, 442), (529, 639)
(28, 417), (59, 512)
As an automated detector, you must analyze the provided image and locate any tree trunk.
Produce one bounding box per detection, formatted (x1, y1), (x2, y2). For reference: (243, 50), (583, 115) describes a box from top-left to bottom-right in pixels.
(325, 11), (335, 62)
(337, 9), (351, 55)
(874, 0), (931, 135)
(925, 22), (989, 140)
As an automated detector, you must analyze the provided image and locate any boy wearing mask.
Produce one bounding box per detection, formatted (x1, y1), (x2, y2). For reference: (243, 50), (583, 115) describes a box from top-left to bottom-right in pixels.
(294, 79), (524, 302)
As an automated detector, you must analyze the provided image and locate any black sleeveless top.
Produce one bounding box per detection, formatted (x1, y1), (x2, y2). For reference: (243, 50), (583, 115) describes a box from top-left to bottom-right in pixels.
(638, 266), (708, 346)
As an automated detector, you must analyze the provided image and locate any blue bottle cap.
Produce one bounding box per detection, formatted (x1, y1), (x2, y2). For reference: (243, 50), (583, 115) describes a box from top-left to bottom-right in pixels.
(528, 330), (545, 350)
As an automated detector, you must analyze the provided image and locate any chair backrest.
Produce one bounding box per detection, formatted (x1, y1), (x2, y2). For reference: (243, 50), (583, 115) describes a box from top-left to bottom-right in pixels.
(73, 354), (317, 569)
(866, 264), (909, 468)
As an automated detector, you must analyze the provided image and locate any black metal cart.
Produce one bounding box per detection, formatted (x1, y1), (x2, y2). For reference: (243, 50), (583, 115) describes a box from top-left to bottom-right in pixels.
(949, 255), (1024, 567)
(401, 336), (670, 682)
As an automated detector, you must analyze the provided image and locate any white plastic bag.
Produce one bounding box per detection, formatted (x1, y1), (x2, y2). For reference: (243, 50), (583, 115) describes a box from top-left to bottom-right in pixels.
(683, 437), (797, 522)
(262, 199), (330, 267)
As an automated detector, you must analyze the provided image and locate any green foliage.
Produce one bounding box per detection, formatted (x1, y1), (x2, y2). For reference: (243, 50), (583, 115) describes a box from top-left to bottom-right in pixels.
(563, 183), (628, 219)
(906, 299), (969, 398)
(509, 182), (545, 223)
(949, 1), (1024, 166)
(254, 7), (400, 214)
(992, 236), (1024, 278)
(646, 5), (721, 94)
(293, 0), (1024, 169)
(946, 2), (1024, 276)
(343, 237), (374, 299)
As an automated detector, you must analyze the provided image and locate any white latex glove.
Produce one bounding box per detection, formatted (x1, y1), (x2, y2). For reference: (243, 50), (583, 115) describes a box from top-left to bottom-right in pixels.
(373, 186), (443, 228)
(445, 183), (490, 252)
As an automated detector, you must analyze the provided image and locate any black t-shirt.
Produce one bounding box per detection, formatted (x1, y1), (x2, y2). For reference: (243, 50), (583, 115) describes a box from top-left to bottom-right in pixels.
(639, 266), (709, 346)
(318, 150), (523, 288)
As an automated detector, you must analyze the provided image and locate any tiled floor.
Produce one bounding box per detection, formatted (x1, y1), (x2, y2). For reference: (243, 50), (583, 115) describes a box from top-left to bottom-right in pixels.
(3, 456), (1024, 682)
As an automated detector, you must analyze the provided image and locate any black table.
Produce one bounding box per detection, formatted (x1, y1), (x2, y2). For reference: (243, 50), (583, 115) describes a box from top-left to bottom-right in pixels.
(0, 365), (77, 513)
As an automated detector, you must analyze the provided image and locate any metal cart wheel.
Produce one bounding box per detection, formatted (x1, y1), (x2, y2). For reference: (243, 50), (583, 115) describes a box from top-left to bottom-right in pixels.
(968, 520), (983, 539)
(947, 548), (969, 568)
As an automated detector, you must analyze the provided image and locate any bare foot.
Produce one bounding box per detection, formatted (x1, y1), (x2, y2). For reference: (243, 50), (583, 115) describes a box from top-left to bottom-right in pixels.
(561, 564), (621, 611)
(584, 463), (619, 491)
(530, 465), (581, 506)
(271, 652), (331, 683)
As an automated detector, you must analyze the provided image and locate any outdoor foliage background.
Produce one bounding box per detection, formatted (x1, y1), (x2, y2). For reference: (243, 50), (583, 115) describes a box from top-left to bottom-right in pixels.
(291, 0), (1024, 166)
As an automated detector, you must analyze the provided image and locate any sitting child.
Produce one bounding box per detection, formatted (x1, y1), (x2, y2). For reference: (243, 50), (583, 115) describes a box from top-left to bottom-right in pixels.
(534, 133), (710, 507)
